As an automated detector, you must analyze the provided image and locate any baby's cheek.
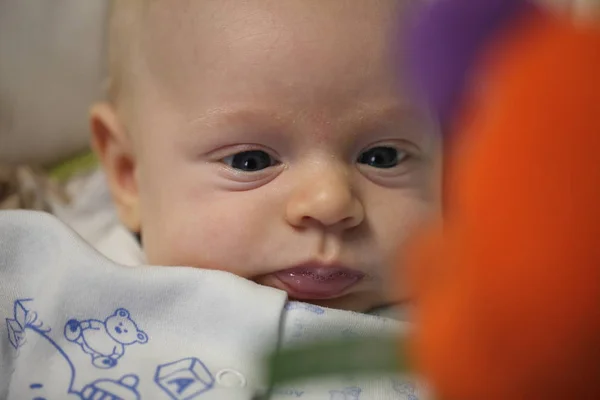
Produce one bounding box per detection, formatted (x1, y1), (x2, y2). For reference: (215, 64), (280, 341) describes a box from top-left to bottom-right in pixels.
(378, 197), (431, 246)
(150, 205), (269, 274)
(374, 197), (434, 291)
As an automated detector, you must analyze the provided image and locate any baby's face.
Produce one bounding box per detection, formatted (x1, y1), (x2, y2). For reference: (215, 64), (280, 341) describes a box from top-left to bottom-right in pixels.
(95, 0), (440, 311)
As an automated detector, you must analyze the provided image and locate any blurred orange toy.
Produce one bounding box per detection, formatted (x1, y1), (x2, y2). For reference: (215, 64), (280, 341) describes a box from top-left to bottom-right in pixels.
(404, 1), (600, 399)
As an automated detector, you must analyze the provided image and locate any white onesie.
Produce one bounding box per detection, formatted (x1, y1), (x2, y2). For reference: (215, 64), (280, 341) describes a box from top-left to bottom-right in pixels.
(0, 210), (426, 400)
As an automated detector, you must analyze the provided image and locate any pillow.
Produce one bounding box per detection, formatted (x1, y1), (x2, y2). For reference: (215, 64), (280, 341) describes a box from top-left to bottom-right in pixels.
(0, 0), (108, 166)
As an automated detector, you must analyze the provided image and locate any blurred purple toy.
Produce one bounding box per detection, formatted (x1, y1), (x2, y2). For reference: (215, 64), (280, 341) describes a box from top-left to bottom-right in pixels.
(402, 0), (534, 132)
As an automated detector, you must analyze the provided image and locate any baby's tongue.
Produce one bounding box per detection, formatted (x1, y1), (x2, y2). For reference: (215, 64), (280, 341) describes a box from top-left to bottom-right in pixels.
(274, 267), (364, 299)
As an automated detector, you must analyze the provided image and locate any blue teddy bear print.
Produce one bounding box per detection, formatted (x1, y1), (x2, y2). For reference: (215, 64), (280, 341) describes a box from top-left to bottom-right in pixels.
(64, 308), (148, 369)
(7, 299), (147, 399)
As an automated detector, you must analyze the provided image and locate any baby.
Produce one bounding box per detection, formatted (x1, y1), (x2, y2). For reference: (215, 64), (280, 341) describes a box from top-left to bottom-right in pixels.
(0, 1), (439, 398)
(91, 0), (439, 313)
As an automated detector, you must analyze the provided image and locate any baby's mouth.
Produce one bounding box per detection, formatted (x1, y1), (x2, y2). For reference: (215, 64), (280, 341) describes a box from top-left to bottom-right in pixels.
(270, 264), (365, 300)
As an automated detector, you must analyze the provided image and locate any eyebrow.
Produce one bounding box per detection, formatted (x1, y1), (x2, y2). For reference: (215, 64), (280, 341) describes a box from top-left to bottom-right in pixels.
(183, 102), (437, 146)
(178, 106), (293, 150)
(185, 106), (290, 131)
(341, 103), (438, 144)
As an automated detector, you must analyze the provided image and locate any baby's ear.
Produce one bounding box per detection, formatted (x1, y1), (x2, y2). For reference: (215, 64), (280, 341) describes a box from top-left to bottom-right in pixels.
(136, 330), (148, 344)
(90, 103), (141, 233)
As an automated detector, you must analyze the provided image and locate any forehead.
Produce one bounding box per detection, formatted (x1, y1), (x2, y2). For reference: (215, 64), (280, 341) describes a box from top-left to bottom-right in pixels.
(142, 0), (400, 56)
(138, 0), (406, 109)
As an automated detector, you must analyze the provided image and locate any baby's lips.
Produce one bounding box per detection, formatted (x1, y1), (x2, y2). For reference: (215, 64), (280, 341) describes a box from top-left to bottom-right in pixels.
(274, 265), (364, 300)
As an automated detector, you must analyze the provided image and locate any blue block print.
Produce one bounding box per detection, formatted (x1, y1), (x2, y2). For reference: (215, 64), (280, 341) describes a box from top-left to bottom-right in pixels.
(155, 358), (215, 400)
(329, 387), (361, 400)
(64, 308), (148, 369)
(5, 299), (147, 399)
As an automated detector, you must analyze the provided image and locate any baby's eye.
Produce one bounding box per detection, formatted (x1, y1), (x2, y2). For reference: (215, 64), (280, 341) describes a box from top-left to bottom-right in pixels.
(357, 146), (407, 169)
(222, 150), (279, 172)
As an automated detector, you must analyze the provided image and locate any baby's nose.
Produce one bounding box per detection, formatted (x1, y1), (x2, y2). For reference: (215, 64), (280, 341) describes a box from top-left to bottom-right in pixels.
(285, 170), (364, 230)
